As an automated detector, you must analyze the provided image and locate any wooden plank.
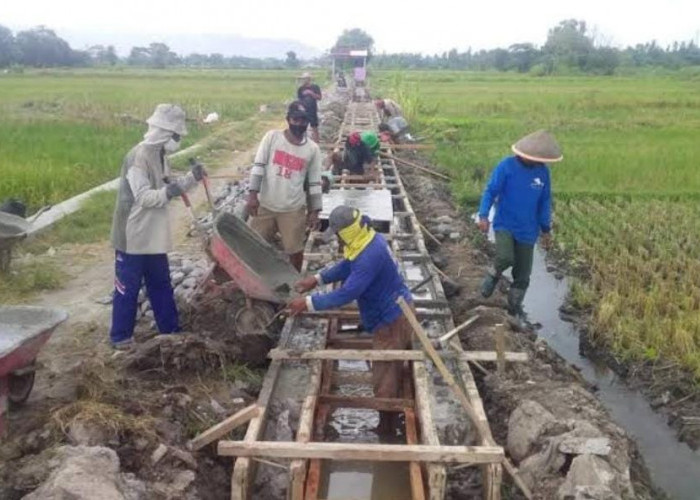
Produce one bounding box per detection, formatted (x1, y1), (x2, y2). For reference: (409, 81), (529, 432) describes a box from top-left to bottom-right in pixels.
(326, 338), (373, 349)
(304, 359), (335, 499)
(413, 361), (446, 500)
(319, 395), (413, 412)
(187, 404), (260, 451)
(269, 348), (424, 362)
(289, 362), (322, 500)
(398, 298), (532, 499)
(402, 366), (426, 500)
(218, 441), (504, 463)
(270, 347), (527, 363)
(461, 352), (528, 362)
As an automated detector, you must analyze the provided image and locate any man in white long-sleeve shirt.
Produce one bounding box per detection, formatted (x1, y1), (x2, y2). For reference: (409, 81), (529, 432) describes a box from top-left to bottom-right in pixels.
(109, 103), (205, 349)
(246, 101), (323, 271)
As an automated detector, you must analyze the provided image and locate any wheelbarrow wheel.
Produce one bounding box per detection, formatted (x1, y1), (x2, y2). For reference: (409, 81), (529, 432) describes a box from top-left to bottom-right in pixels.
(233, 300), (276, 337)
(8, 365), (36, 408)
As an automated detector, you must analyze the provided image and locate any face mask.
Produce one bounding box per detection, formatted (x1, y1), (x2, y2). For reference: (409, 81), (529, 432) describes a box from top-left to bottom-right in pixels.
(289, 123), (308, 139)
(164, 138), (181, 153)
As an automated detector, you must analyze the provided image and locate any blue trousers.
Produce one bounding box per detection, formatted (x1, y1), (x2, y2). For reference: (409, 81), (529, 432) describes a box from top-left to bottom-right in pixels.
(110, 251), (179, 343)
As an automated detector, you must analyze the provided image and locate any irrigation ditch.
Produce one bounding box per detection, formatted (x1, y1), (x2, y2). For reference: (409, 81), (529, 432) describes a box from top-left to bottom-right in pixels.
(0, 80), (696, 500)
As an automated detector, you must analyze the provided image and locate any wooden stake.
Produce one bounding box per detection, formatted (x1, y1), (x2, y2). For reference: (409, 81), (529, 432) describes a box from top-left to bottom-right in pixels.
(187, 405), (260, 451)
(418, 221), (442, 247)
(397, 297), (533, 499)
(495, 324), (506, 377)
(438, 315), (480, 345)
(381, 153), (452, 181)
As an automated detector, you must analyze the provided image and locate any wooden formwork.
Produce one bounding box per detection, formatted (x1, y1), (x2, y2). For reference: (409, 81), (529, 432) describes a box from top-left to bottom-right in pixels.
(221, 100), (505, 500)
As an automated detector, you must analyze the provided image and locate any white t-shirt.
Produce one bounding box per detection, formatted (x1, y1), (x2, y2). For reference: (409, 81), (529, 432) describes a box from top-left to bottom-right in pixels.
(251, 130), (322, 212)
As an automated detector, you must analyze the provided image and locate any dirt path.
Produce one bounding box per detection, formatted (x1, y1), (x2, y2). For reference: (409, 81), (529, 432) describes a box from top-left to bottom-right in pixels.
(20, 118), (277, 411)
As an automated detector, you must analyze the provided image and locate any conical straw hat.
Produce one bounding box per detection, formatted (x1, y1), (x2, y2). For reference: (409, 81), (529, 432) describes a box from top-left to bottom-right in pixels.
(511, 130), (563, 163)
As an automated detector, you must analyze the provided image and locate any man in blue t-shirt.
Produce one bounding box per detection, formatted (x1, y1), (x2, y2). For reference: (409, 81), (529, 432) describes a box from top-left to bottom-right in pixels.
(288, 205), (413, 432)
(477, 130), (563, 319)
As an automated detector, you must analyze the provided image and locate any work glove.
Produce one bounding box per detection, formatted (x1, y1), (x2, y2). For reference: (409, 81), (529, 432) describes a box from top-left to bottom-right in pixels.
(188, 159), (208, 181)
(166, 183), (184, 200)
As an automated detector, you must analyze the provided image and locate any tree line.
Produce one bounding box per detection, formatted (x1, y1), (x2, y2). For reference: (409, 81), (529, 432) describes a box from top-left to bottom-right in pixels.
(1, 21), (699, 75)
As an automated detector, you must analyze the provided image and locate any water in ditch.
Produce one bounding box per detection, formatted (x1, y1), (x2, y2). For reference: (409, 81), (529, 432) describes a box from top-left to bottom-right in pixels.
(524, 247), (700, 500)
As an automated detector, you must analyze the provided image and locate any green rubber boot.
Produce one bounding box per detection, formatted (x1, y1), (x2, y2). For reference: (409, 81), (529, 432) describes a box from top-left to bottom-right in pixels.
(507, 287), (526, 317)
(480, 273), (500, 298)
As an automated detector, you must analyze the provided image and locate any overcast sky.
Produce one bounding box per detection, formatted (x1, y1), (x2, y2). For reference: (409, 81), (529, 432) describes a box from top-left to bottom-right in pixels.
(4, 0), (700, 55)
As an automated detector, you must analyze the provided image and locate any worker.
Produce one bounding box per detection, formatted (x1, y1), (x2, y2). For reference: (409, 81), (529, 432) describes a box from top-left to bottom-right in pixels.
(109, 104), (206, 350)
(289, 205), (413, 433)
(378, 116), (413, 144)
(331, 131), (380, 177)
(246, 101), (323, 271)
(477, 130), (562, 321)
(374, 98), (402, 121)
(336, 71), (347, 88)
(297, 72), (322, 142)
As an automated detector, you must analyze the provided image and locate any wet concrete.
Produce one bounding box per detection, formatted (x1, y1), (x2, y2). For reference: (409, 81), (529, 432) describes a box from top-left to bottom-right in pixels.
(525, 248), (700, 500)
(214, 212), (300, 301)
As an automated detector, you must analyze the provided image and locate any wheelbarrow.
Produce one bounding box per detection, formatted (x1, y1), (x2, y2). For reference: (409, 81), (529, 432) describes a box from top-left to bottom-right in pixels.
(0, 305), (68, 436)
(0, 206), (52, 273)
(0, 212), (30, 274)
(207, 211), (301, 335)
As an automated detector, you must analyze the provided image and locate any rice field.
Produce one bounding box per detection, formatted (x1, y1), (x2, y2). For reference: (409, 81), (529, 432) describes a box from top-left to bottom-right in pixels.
(374, 70), (700, 378)
(0, 68), (301, 209)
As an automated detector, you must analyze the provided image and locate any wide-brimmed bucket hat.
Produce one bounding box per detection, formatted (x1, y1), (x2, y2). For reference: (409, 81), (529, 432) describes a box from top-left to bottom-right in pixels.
(511, 130), (562, 163)
(146, 104), (188, 136)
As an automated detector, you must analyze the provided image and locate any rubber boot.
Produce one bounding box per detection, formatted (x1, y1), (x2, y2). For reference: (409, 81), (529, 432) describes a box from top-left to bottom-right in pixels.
(507, 287), (526, 318)
(480, 272), (500, 298)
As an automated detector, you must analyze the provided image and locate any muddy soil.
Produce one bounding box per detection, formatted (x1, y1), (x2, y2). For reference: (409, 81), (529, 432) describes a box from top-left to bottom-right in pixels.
(396, 152), (663, 499)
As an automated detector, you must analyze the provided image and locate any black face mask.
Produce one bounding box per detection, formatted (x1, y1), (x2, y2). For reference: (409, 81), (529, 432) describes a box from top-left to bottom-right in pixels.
(289, 123), (308, 139)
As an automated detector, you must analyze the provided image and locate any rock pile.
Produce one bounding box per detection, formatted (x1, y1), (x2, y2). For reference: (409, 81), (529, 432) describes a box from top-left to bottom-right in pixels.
(424, 214), (463, 242)
(130, 252), (211, 328)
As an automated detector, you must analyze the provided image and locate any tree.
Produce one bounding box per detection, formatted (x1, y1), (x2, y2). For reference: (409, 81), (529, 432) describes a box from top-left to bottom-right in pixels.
(544, 19), (594, 70)
(0, 25), (16, 67)
(127, 43), (177, 68)
(285, 50), (300, 68)
(128, 46), (150, 66)
(15, 26), (75, 67)
(149, 42), (177, 68)
(333, 28), (374, 56)
(509, 43), (539, 72)
(105, 45), (118, 66)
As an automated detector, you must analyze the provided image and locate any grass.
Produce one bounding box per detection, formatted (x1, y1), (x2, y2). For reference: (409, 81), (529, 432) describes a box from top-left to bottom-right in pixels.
(374, 70), (700, 380)
(0, 260), (64, 303)
(0, 68), (305, 209)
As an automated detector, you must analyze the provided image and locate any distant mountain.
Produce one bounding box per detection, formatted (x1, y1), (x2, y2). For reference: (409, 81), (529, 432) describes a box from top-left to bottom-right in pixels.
(59, 29), (323, 59)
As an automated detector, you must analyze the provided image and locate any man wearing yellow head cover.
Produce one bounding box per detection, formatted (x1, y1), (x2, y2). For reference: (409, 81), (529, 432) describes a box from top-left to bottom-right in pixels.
(290, 205), (414, 433)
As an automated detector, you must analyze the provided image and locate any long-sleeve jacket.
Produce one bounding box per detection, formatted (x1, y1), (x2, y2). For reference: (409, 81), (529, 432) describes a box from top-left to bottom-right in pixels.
(111, 143), (196, 254)
(307, 234), (412, 332)
(478, 155), (551, 245)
